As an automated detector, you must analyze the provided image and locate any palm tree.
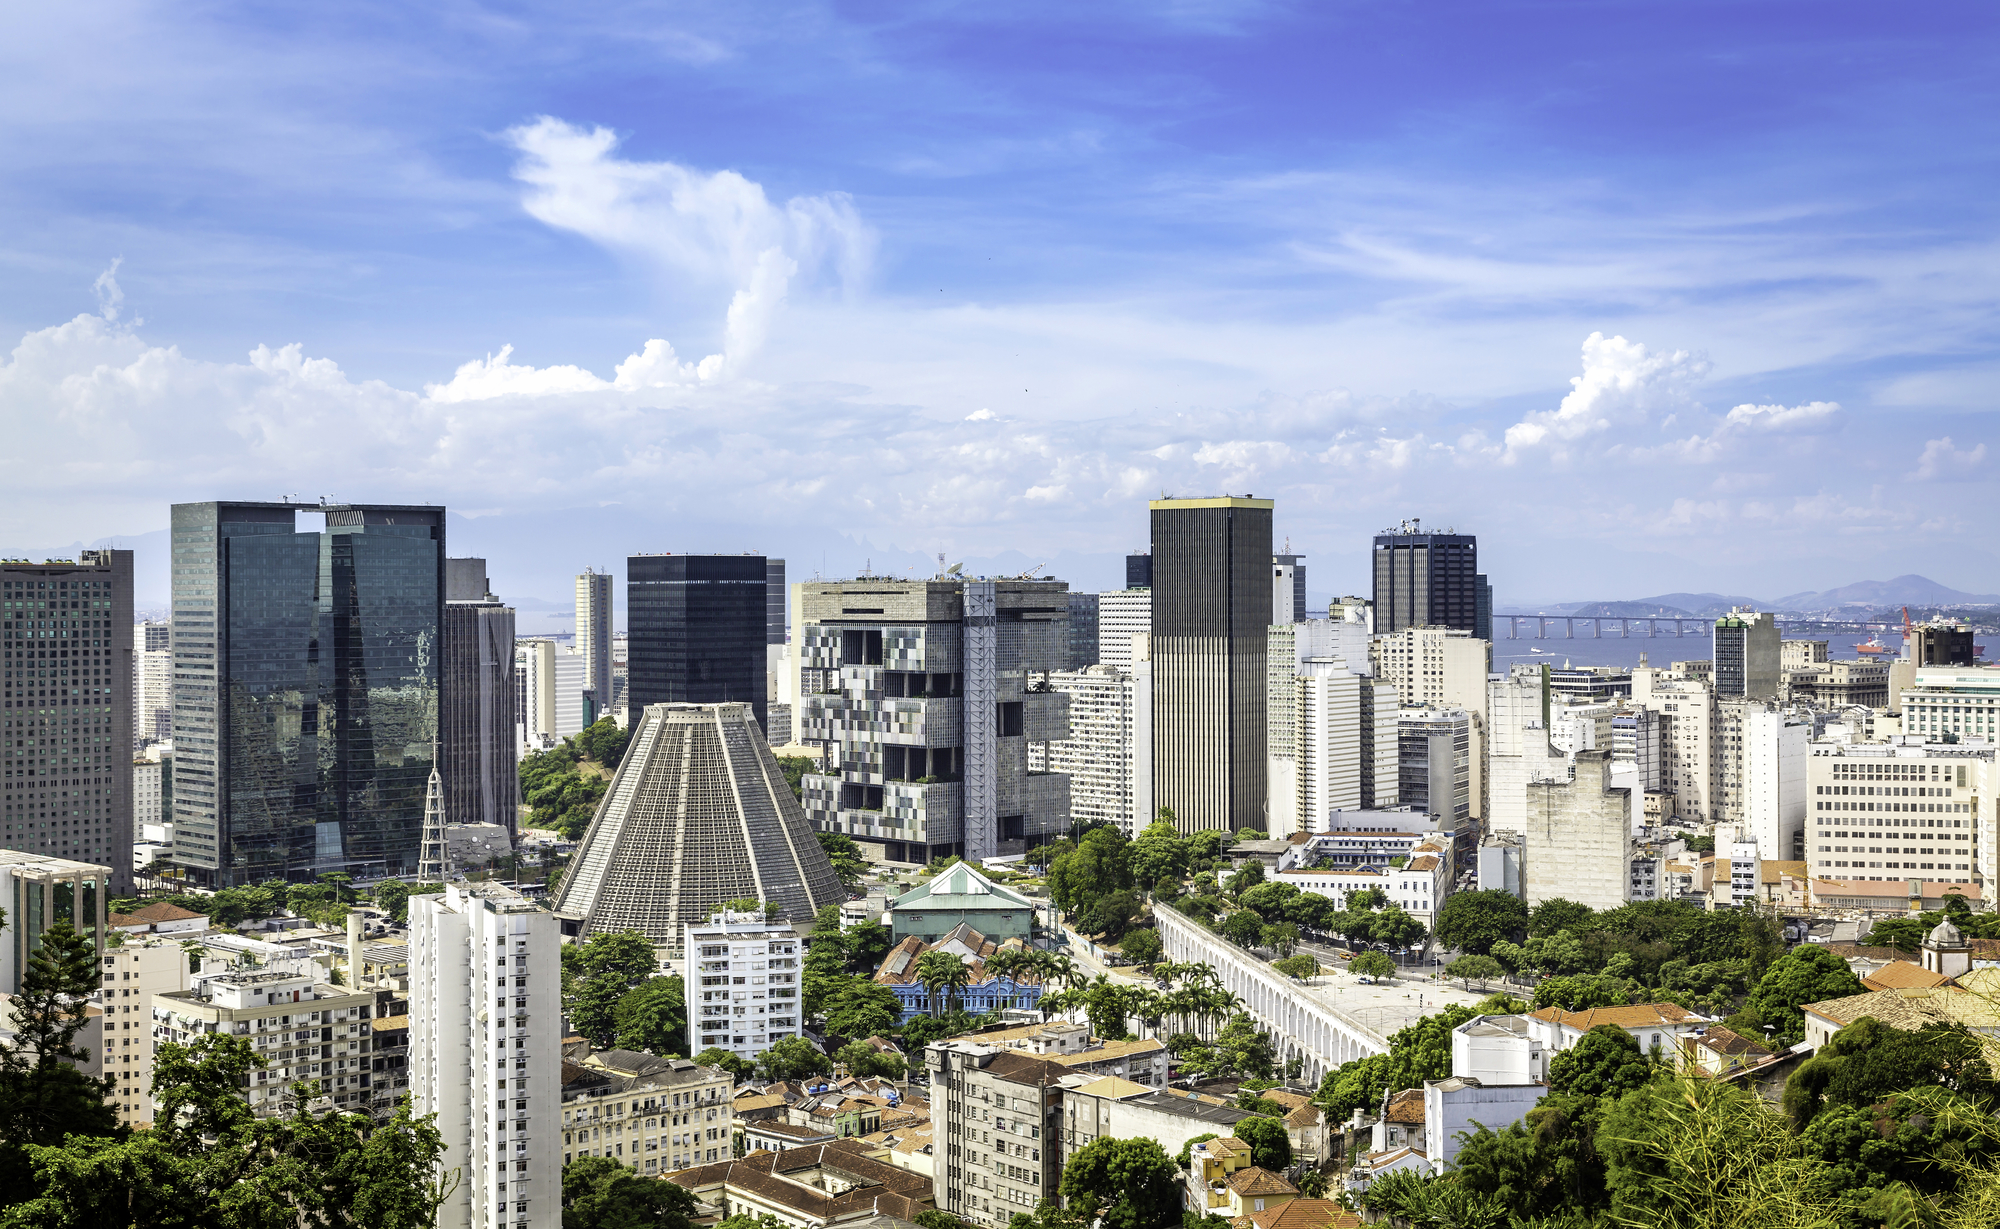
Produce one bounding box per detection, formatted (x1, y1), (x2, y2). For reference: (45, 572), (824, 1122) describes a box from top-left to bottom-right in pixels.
(1130, 988), (1165, 1039)
(984, 947), (1037, 988)
(915, 950), (973, 1016)
(1037, 951), (1080, 992)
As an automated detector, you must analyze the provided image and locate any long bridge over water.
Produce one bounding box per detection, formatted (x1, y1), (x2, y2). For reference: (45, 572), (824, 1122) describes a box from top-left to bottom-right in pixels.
(1503, 616), (1904, 639)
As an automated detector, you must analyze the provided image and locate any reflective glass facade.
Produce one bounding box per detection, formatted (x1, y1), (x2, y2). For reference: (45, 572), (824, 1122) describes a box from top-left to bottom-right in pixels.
(627, 555), (766, 731)
(171, 503), (443, 886)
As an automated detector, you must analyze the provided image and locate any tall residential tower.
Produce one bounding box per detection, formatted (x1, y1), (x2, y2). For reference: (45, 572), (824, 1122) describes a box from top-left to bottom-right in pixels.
(3, 550), (135, 889)
(575, 569), (613, 721)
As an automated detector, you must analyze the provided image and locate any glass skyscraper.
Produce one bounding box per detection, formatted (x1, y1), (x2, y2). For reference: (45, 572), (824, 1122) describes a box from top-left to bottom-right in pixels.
(627, 554), (767, 731)
(169, 502), (444, 887)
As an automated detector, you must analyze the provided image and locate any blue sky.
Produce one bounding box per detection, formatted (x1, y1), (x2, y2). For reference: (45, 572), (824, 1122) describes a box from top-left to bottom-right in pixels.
(2, 1), (1996, 620)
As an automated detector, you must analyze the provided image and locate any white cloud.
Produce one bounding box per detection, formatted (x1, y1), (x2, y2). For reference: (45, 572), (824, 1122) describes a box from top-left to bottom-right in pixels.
(92, 258), (125, 322)
(1911, 436), (1988, 481)
(1722, 400), (1841, 432)
(1502, 332), (1708, 463)
(503, 117), (874, 381)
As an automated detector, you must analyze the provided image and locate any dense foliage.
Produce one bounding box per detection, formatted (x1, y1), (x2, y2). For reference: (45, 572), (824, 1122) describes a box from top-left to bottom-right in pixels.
(520, 718), (630, 839)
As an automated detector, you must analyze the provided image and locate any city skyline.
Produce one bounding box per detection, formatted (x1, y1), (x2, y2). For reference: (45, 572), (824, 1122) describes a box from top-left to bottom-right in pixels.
(2, 7), (1997, 604)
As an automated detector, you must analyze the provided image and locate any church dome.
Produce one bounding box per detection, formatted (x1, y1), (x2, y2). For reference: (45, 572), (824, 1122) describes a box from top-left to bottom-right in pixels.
(1927, 918), (1965, 948)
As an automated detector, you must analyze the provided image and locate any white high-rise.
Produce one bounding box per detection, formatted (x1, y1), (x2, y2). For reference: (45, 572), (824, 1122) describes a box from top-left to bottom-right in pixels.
(133, 621), (172, 748)
(575, 570), (613, 721)
(412, 882), (563, 1229)
(1096, 589), (1152, 672)
(1037, 658), (1153, 834)
(516, 640), (589, 747)
(1742, 709), (1808, 862)
(683, 909), (804, 1067)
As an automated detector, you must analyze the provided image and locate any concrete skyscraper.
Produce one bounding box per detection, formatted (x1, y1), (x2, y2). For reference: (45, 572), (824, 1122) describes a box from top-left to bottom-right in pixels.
(166, 501), (443, 887)
(1272, 552), (1307, 623)
(2, 549), (134, 890)
(1372, 521), (1484, 637)
(443, 558), (520, 831)
(628, 554), (767, 732)
(575, 569), (613, 721)
(133, 619), (171, 748)
(553, 702), (841, 957)
(1713, 608), (1781, 700)
(1151, 496), (1272, 833)
(798, 577), (1072, 864)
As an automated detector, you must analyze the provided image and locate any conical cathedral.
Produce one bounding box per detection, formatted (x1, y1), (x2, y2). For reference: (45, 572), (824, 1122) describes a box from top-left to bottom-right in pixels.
(552, 702), (844, 953)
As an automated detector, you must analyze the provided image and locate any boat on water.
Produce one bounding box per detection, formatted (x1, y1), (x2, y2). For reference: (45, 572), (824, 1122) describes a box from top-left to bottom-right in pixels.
(1854, 636), (1894, 656)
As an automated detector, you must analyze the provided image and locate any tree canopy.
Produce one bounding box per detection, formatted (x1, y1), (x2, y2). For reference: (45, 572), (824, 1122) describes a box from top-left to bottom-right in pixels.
(1432, 890), (1529, 955)
(1058, 1136), (1178, 1229)
(1746, 944), (1865, 1044)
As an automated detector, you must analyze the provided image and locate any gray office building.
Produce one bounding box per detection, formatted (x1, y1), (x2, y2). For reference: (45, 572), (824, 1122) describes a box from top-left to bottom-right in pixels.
(1150, 497), (1272, 834)
(1713, 609), (1781, 700)
(628, 554), (767, 732)
(1125, 553), (1153, 589)
(167, 501), (444, 887)
(2, 549), (135, 890)
(1398, 708), (1471, 830)
(442, 558), (519, 831)
(797, 578), (1071, 865)
(765, 559), (787, 644)
(1372, 522), (1483, 637)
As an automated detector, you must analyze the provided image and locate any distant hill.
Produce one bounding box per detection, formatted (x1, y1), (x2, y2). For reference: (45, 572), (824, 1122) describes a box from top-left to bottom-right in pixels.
(1772, 575), (2000, 609)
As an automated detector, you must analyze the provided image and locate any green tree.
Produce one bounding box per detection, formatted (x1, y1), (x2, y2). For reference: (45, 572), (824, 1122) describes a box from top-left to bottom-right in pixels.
(823, 978), (904, 1039)
(756, 1036), (832, 1081)
(1533, 975), (1629, 1012)
(1210, 1014), (1277, 1080)
(1369, 906), (1426, 953)
(915, 950), (974, 1016)
(1176, 1133), (1219, 1168)
(612, 976), (688, 1056)
(1746, 943), (1865, 1044)
(373, 879), (412, 924)
(1547, 1024), (1655, 1097)
(1349, 951), (1395, 980)
(1129, 820), (1189, 895)
(817, 831), (870, 891)
(0, 919), (119, 1185)
(843, 920), (894, 972)
(1233, 1116), (1292, 1170)
(693, 1047), (755, 1080)
(775, 756), (819, 802)
(1315, 1005), (1477, 1118)
(836, 1040), (908, 1080)
(1120, 928), (1163, 967)
(1446, 954), (1503, 987)
(1783, 1016), (1997, 1130)
(1184, 829), (1226, 870)
(1528, 897), (1596, 938)
(1059, 1136), (1178, 1229)
(1451, 1092), (1611, 1223)
(1432, 890), (1528, 956)
(574, 718), (634, 770)
(1271, 954), (1319, 981)
(562, 1153), (699, 1229)
(568, 930), (660, 1047)
(1220, 910), (1265, 948)
(1078, 889), (1140, 940)
(1224, 862), (1266, 897)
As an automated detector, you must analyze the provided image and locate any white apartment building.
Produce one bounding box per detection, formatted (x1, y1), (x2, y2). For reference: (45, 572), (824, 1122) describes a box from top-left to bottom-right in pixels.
(1269, 620), (1377, 835)
(1037, 662), (1151, 835)
(1096, 590), (1151, 673)
(411, 882), (564, 1229)
(684, 910), (803, 1067)
(1742, 709), (1808, 862)
(133, 621), (172, 749)
(1371, 626), (1489, 818)
(1487, 665), (1564, 837)
(516, 639), (589, 748)
(151, 962), (376, 1116)
(102, 935), (191, 1128)
(1630, 666), (1718, 823)
(1804, 740), (1993, 888)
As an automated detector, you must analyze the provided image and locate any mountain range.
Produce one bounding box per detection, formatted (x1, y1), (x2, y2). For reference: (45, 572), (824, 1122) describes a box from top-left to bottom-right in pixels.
(1503, 575), (2000, 618)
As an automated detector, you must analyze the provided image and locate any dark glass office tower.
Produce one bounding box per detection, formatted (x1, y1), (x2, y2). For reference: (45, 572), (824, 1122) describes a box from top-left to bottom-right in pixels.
(1372, 522), (1480, 635)
(168, 502), (443, 887)
(765, 559), (787, 644)
(1066, 592), (1100, 668)
(1151, 497), (1272, 834)
(2, 549), (135, 892)
(627, 555), (767, 730)
(442, 558), (518, 831)
(1125, 553), (1153, 589)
